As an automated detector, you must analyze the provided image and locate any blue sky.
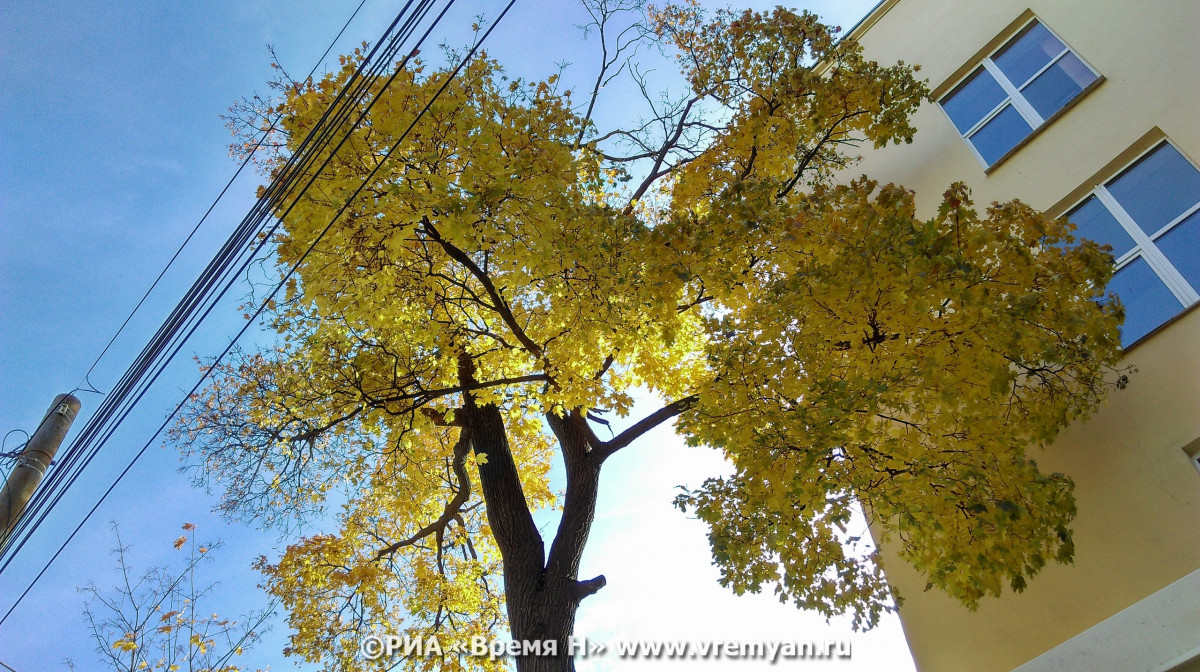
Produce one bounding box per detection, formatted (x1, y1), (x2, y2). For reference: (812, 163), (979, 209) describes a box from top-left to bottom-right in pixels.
(0, 1), (916, 669)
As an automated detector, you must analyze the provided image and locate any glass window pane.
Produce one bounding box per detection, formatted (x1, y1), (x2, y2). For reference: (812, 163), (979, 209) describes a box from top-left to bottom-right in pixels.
(1106, 143), (1200, 234)
(1021, 52), (1097, 120)
(941, 68), (1008, 134)
(1108, 256), (1184, 346)
(1069, 196), (1137, 258)
(1156, 210), (1200, 292)
(994, 22), (1066, 87)
(968, 105), (1032, 165)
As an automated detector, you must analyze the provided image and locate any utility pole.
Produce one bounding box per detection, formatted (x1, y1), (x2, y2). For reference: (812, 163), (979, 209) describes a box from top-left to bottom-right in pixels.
(0, 394), (81, 551)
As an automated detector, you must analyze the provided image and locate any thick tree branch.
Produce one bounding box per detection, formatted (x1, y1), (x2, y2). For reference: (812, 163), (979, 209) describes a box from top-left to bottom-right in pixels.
(544, 411), (602, 587)
(591, 394), (699, 463)
(456, 354), (545, 603)
(372, 433), (472, 562)
(375, 374), (549, 406)
(422, 218), (545, 358)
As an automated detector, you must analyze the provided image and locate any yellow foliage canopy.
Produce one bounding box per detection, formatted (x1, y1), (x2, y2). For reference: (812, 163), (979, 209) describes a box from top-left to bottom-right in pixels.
(173, 3), (1123, 668)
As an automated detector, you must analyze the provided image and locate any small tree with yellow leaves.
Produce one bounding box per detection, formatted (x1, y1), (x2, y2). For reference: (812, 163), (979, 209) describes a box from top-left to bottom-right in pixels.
(76, 524), (269, 672)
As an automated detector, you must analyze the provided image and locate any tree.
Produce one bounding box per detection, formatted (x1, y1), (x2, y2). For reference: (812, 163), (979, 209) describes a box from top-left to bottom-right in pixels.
(75, 524), (269, 672)
(171, 2), (1124, 670)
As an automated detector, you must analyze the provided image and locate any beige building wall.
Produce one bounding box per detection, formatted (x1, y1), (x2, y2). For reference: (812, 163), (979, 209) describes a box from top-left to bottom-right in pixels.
(849, 0), (1200, 218)
(841, 1), (1200, 670)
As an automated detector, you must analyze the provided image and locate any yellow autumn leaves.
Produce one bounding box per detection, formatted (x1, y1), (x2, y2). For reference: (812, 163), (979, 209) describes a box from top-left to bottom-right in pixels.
(169, 2), (1123, 667)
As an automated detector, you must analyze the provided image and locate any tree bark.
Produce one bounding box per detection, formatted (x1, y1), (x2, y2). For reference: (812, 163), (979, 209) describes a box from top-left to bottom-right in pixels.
(458, 358), (606, 672)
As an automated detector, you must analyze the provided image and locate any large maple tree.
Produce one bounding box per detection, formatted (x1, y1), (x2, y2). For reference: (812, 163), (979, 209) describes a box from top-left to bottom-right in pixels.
(172, 3), (1123, 670)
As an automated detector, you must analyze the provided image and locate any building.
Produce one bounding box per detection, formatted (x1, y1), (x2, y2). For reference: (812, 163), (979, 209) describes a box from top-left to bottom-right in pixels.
(842, 1), (1200, 670)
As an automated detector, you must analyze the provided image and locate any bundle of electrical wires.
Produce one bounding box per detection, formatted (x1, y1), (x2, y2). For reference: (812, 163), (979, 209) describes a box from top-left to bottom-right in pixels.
(1, 0), (519, 624)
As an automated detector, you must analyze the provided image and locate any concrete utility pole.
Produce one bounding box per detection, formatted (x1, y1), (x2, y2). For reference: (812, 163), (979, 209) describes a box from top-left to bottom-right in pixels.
(0, 394), (81, 550)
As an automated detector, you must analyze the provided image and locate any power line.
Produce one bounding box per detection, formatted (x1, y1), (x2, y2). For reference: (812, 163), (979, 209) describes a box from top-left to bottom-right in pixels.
(72, 0), (372, 398)
(0, 0), (373, 554)
(0, 0), (457, 613)
(0, 0), (404, 568)
(0, 0), (437, 570)
(2, 0), (519, 625)
(0, 0), (438, 570)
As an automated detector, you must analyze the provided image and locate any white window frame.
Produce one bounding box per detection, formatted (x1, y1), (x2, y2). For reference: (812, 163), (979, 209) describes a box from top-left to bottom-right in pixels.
(1065, 139), (1200, 329)
(939, 18), (1101, 169)
(1186, 441), (1200, 478)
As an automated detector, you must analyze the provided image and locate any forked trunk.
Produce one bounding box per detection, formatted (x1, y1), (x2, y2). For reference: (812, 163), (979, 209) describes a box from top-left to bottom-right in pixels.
(459, 368), (606, 672)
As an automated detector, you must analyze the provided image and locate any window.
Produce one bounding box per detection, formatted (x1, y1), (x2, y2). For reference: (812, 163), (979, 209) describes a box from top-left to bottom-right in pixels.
(940, 19), (1099, 167)
(1067, 141), (1200, 346)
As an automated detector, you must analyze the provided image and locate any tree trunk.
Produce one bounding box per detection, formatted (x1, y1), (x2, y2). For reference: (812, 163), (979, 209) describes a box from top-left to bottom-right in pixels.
(456, 351), (609, 672)
(506, 575), (593, 672)
(510, 412), (605, 672)
(459, 355), (606, 671)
